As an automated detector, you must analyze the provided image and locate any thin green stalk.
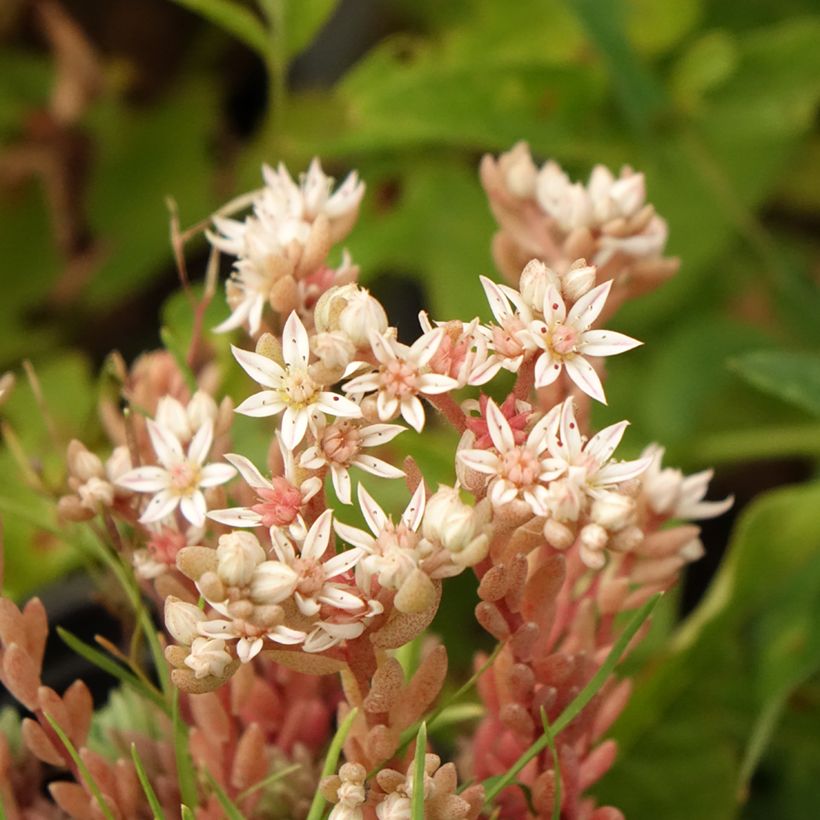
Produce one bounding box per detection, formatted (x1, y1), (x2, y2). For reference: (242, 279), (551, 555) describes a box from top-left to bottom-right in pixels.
(257, 0), (287, 146)
(236, 763), (302, 801)
(539, 708), (562, 820)
(172, 688), (199, 810)
(44, 713), (116, 820)
(411, 722), (428, 820)
(306, 707), (359, 820)
(131, 743), (166, 819)
(483, 593), (662, 804)
(204, 771), (244, 820)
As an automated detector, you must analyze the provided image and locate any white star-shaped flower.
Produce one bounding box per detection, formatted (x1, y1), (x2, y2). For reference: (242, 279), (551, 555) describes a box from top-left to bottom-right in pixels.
(343, 328), (459, 432)
(232, 311), (362, 449)
(116, 418), (236, 527)
(527, 280), (641, 403)
(458, 398), (564, 516)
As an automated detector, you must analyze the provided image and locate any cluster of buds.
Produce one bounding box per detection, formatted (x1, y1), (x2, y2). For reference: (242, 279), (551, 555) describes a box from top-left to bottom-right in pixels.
(30, 151), (733, 818)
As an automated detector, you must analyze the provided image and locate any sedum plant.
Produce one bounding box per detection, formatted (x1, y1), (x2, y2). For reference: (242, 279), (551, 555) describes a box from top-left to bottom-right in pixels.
(0, 145), (733, 819)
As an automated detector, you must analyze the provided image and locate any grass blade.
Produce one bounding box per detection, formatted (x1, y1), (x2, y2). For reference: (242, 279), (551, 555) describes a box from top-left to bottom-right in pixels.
(236, 762), (302, 801)
(204, 771), (244, 820)
(411, 721), (427, 820)
(169, 0), (268, 57)
(180, 805), (195, 820)
(483, 593), (662, 804)
(131, 743), (166, 819)
(172, 688), (199, 810)
(306, 707), (359, 820)
(44, 713), (115, 820)
(539, 708), (562, 820)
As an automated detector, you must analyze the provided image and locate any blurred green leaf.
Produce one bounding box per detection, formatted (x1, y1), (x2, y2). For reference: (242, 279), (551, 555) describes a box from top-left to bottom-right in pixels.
(0, 49), (51, 138)
(169, 0), (268, 56)
(730, 349), (820, 417)
(670, 29), (739, 111)
(625, 0), (703, 56)
(282, 0), (339, 59)
(598, 481), (820, 818)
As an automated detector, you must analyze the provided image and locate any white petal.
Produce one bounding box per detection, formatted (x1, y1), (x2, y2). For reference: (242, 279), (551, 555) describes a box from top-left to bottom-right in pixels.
(376, 391), (400, 421)
(542, 284), (566, 323)
(199, 462), (237, 487)
(402, 481), (426, 531)
(585, 420), (629, 467)
(457, 449), (500, 474)
(409, 328), (444, 368)
(400, 395), (426, 432)
(146, 419), (184, 469)
(333, 520), (376, 551)
(319, 586), (364, 611)
(180, 492), (207, 527)
(596, 456), (652, 485)
(580, 330), (642, 357)
(368, 331), (396, 366)
(116, 466), (167, 493)
(330, 464), (352, 504)
(294, 591), (321, 617)
(417, 373), (460, 395)
(342, 372), (380, 394)
(280, 406), (309, 449)
(357, 483), (388, 534)
(565, 356), (607, 404)
(316, 392), (363, 419)
(282, 311), (310, 368)
(485, 399), (514, 452)
(187, 419), (213, 465)
(567, 279), (612, 331)
(207, 507), (262, 527)
(237, 636), (264, 663)
(139, 490), (180, 524)
(480, 275), (512, 323)
(224, 453), (271, 489)
(235, 391), (286, 417)
(559, 398), (583, 459)
(231, 345), (285, 388)
(301, 509), (333, 561)
(303, 627), (338, 653)
(534, 351), (563, 388)
(213, 298), (253, 334)
(359, 424), (405, 447)
(490, 480), (518, 506)
(324, 548), (363, 578)
(268, 625), (306, 646)
(685, 496), (735, 520)
(352, 455), (404, 479)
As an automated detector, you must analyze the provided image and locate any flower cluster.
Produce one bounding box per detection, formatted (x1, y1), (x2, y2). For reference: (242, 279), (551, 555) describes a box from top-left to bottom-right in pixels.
(30, 152), (733, 818)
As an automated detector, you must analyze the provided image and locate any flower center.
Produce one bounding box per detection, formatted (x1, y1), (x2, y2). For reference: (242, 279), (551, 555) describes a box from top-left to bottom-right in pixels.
(169, 461), (201, 495)
(322, 421), (362, 465)
(550, 323), (579, 356)
(279, 368), (319, 408)
(380, 360), (418, 399)
(499, 446), (541, 488)
(147, 528), (187, 564)
(293, 557), (325, 597)
(252, 479), (302, 527)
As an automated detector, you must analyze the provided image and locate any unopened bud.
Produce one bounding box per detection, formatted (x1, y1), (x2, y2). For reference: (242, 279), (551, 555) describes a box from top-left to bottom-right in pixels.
(58, 494), (95, 522)
(590, 491), (634, 531)
(543, 518), (575, 550)
(422, 485), (476, 553)
(580, 523), (608, 552)
(519, 260), (560, 312)
(155, 397), (191, 442)
(610, 172), (645, 217)
(67, 440), (104, 482)
(187, 391), (218, 431)
(339, 289), (388, 348)
(165, 597), (205, 645)
(561, 260), (597, 302)
(217, 531), (266, 586)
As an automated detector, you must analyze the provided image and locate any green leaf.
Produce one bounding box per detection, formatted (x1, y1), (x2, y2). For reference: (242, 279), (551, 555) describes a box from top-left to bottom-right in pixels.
(411, 722), (427, 820)
(204, 770), (244, 820)
(483, 593), (662, 804)
(131, 743), (166, 820)
(282, 0), (339, 59)
(44, 713), (116, 820)
(305, 707), (358, 820)
(729, 349), (820, 417)
(172, 688), (199, 809)
(169, 0), (268, 56)
(598, 481), (820, 818)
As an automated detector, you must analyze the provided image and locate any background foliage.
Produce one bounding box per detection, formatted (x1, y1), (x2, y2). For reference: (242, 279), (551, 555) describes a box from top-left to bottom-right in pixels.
(1, 0), (819, 817)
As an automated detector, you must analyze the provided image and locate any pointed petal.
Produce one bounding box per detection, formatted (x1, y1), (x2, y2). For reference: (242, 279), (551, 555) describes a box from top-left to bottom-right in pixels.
(294, 591), (321, 617)
(352, 455), (405, 479)
(480, 276), (512, 323)
(330, 464), (352, 504)
(319, 586), (364, 611)
(333, 521), (376, 551)
(282, 311), (310, 368)
(268, 625), (306, 646)
(580, 329), (642, 357)
(417, 373), (460, 394)
(235, 391), (286, 417)
(301, 508), (333, 561)
(401, 395), (426, 432)
(565, 356), (607, 404)
(139, 490), (180, 524)
(231, 345), (285, 388)
(376, 391), (400, 421)
(486, 399), (514, 452)
(180, 492), (207, 527)
(559, 398), (583, 458)
(368, 331), (395, 365)
(199, 462), (237, 487)
(585, 420), (629, 466)
(280, 406), (309, 449)
(207, 507), (262, 527)
(357, 483), (388, 534)
(146, 419), (184, 469)
(457, 449), (501, 474)
(316, 392), (363, 418)
(596, 455), (652, 485)
(323, 548), (363, 578)
(359, 424), (406, 447)
(187, 420), (214, 465)
(237, 636), (264, 663)
(567, 279), (612, 331)
(534, 351), (563, 388)
(542, 284), (566, 323)
(409, 328), (444, 367)
(224, 453), (271, 489)
(117, 466), (167, 493)
(402, 481), (426, 531)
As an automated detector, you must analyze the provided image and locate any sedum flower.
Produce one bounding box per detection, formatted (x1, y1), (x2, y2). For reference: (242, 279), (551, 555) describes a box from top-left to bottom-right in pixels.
(299, 417), (405, 504)
(641, 444), (734, 520)
(458, 398), (564, 517)
(232, 311), (362, 449)
(314, 283), (389, 348)
(543, 398), (650, 521)
(184, 636), (233, 680)
(116, 418), (236, 527)
(154, 391), (218, 444)
(343, 328), (459, 432)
